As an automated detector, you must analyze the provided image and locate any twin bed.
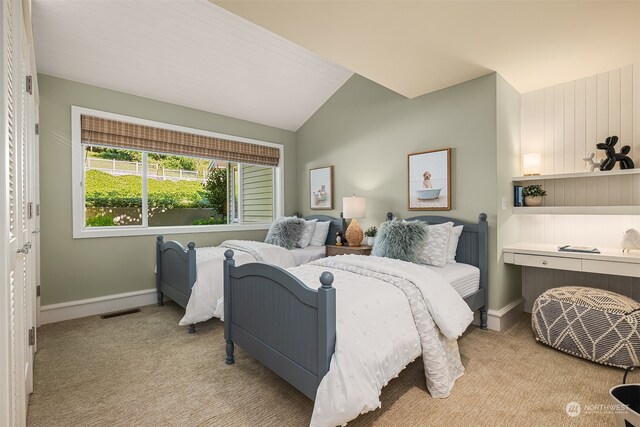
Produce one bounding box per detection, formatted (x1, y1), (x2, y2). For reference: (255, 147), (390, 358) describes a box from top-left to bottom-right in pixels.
(157, 212), (488, 426)
(156, 214), (346, 330)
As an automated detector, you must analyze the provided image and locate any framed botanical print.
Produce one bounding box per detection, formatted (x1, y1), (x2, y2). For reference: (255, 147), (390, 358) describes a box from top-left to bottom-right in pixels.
(309, 166), (334, 210)
(408, 148), (451, 210)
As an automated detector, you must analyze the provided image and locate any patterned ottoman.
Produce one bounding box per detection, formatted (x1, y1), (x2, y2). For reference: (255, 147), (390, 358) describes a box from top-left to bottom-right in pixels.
(532, 286), (640, 368)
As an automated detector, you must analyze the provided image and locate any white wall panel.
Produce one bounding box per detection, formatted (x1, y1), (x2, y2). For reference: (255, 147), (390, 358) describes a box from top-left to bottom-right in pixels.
(520, 64), (640, 300)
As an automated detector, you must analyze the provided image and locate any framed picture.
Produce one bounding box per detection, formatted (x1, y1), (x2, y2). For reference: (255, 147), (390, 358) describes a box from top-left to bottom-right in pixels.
(309, 166), (334, 210)
(408, 148), (451, 210)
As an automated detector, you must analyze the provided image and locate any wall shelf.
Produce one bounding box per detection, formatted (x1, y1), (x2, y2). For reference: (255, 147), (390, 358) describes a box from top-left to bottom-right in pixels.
(513, 169), (640, 182)
(513, 206), (639, 215)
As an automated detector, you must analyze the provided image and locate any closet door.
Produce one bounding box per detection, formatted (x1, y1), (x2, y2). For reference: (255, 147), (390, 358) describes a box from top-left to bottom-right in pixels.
(1, 0), (34, 424)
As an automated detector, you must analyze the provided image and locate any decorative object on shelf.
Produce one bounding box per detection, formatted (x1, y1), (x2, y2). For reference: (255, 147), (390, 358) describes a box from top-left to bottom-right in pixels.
(309, 166), (334, 209)
(513, 185), (524, 207)
(583, 152), (602, 172)
(335, 231), (344, 246)
(364, 226), (377, 246)
(522, 184), (546, 206)
(343, 195), (366, 247)
(597, 136), (635, 171)
(622, 229), (640, 253)
(522, 153), (542, 176)
(408, 148), (451, 210)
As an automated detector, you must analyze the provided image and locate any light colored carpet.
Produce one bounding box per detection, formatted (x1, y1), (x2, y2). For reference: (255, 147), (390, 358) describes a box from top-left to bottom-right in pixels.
(27, 302), (625, 426)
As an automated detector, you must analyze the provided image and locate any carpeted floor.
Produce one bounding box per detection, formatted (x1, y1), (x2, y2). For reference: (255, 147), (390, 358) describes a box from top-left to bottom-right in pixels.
(27, 302), (624, 426)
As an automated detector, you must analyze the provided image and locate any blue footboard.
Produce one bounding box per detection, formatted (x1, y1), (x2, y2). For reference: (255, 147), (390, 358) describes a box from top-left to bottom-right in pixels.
(223, 249), (336, 400)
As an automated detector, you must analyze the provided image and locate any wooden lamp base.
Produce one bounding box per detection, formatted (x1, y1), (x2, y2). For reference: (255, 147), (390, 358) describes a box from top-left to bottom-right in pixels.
(345, 218), (363, 247)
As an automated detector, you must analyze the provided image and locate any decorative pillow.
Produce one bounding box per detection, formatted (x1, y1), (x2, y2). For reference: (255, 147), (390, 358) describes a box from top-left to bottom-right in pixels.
(372, 219), (428, 262)
(309, 220), (331, 247)
(297, 219), (317, 248)
(447, 225), (464, 263)
(265, 216), (305, 249)
(417, 222), (454, 268)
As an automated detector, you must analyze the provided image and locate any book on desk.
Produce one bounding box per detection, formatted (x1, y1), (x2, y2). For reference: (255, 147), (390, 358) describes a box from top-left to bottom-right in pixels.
(558, 245), (601, 254)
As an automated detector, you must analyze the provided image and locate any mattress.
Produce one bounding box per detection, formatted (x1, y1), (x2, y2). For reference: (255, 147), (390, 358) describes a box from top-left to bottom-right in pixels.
(424, 262), (480, 298)
(290, 246), (326, 266)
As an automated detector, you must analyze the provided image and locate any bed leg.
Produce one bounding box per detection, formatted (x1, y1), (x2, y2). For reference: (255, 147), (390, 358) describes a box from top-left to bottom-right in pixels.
(188, 323), (196, 334)
(226, 340), (235, 365)
(480, 308), (488, 330)
(157, 291), (164, 307)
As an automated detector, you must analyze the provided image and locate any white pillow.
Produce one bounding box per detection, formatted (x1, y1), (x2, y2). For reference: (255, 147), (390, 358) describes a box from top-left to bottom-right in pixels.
(417, 222), (453, 268)
(309, 221), (331, 247)
(447, 225), (464, 263)
(297, 219), (317, 248)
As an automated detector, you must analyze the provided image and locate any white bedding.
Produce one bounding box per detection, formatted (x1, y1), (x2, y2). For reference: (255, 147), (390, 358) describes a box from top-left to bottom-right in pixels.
(289, 245), (326, 265)
(178, 240), (296, 326)
(290, 255), (473, 427)
(424, 262), (480, 298)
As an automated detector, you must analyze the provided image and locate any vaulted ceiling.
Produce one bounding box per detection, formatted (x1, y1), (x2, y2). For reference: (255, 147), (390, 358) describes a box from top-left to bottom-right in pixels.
(33, 1), (640, 131)
(32, 0), (352, 131)
(216, 0), (640, 98)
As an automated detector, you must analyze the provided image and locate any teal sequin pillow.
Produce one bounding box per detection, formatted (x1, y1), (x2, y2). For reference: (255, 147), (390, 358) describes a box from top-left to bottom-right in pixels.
(371, 219), (428, 262)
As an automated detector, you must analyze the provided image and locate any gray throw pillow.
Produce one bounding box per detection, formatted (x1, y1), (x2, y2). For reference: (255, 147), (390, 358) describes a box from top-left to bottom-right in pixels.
(265, 216), (305, 249)
(372, 219), (428, 262)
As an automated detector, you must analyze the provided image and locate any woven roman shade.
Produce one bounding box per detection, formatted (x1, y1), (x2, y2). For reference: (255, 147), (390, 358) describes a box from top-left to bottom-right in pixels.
(81, 115), (280, 167)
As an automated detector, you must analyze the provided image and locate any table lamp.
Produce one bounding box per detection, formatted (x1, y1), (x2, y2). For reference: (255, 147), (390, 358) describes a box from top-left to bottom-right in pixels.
(343, 195), (366, 247)
(523, 153), (541, 176)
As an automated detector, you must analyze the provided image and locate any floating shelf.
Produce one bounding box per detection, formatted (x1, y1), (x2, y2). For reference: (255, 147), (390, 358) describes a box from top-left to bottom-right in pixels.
(513, 169), (640, 182)
(513, 206), (639, 215)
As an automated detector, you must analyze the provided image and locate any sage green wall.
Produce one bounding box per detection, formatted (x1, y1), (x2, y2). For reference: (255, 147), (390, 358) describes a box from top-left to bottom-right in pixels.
(496, 74), (523, 309)
(296, 73), (521, 311)
(38, 74), (297, 305)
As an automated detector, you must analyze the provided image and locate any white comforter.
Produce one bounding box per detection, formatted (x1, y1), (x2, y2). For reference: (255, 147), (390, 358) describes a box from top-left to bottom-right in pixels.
(178, 240), (295, 326)
(288, 255), (474, 427)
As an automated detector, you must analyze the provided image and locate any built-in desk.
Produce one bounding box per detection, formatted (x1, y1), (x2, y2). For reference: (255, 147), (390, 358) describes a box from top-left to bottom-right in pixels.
(503, 242), (640, 278)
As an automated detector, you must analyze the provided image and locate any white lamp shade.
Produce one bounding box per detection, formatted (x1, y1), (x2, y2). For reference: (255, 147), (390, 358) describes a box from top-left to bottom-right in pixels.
(523, 153), (541, 175)
(342, 196), (366, 219)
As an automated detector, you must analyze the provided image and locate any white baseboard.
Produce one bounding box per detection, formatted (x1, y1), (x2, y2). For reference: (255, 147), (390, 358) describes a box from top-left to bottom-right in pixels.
(40, 289), (157, 325)
(472, 297), (524, 331)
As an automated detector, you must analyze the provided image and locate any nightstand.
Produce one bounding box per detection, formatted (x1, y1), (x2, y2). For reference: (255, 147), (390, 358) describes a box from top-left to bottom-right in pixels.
(325, 245), (372, 257)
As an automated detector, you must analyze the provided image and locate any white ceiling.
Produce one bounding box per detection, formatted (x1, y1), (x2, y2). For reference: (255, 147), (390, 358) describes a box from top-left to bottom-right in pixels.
(32, 0), (353, 131)
(216, 1), (640, 98)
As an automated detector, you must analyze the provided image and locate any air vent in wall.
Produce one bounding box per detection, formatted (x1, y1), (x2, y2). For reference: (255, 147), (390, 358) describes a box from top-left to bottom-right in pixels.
(100, 308), (141, 319)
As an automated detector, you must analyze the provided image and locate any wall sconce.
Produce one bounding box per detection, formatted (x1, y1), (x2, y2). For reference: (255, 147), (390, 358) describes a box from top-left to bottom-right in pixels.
(523, 153), (541, 176)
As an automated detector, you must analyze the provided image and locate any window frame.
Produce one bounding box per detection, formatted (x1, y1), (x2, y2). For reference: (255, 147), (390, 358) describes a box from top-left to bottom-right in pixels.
(71, 106), (284, 239)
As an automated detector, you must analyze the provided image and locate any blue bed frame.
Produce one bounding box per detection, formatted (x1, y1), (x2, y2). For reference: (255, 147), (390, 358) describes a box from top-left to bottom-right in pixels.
(223, 213), (488, 400)
(155, 214), (346, 331)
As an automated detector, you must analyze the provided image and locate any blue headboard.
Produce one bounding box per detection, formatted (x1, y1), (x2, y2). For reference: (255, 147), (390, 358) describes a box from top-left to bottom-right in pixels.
(385, 212), (488, 296)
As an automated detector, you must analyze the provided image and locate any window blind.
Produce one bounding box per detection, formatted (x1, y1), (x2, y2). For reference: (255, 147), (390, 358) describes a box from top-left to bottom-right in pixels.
(80, 115), (280, 167)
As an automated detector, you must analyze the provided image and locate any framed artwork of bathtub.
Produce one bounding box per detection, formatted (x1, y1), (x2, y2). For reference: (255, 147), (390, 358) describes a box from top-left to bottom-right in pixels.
(408, 148), (451, 210)
(309, 165), (334, 210)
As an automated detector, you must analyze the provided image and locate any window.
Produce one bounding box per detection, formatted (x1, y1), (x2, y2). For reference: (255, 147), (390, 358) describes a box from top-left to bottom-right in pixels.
(72, 107), (283, 238)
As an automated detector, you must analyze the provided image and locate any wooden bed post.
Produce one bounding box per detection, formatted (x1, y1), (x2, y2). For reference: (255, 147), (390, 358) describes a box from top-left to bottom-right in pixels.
(478, 213), (488, 330)
(317, 272), (336, 379)
(224, 249), (235, 365)
(156, 235), (164, 306)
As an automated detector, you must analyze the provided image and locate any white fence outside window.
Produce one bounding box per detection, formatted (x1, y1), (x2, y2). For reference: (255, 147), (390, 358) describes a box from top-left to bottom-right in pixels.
(85, 157), (206, 182)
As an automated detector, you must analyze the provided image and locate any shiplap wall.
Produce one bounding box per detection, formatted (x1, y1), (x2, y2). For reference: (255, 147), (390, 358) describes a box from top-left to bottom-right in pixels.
(522, 63), (640, 173)
(520, 63), (640, 310)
